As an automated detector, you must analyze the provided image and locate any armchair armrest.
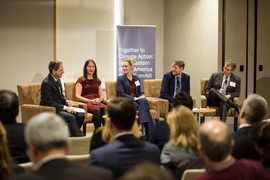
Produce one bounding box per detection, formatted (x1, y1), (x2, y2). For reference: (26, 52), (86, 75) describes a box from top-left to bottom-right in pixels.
(201, 95), (207, 108)
(146, 98), (160, 119)
(21, 104), (56, 123)
(146, 97), (169, 119)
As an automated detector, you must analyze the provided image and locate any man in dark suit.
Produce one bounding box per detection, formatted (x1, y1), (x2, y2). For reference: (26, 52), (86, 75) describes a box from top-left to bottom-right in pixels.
(0, 90), (29, 163)
(88, 97), (160, 179)
(205, 60), (241, 122)
(160, 59), (190, 111)
(9, 112), (113, 180)
(232, 93), (267, 161)
(40, 60), (84, 137)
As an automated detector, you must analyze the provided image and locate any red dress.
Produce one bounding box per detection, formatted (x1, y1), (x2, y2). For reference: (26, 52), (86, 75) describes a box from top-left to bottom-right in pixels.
(76, 77), (106, 113)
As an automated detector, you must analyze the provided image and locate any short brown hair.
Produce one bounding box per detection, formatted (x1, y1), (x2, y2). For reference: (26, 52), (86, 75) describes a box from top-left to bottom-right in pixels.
(225, 60), (236, 70)
(174, 59), (185, 69)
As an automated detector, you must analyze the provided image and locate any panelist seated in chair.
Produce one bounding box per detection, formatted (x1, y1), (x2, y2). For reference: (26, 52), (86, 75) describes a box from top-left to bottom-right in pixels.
(159, 59), (190, 111)
(75, 59), (106, 130)
(40, 60), (84, 137)
(205, 60), (241, 122)
(117, 58), (155, 136)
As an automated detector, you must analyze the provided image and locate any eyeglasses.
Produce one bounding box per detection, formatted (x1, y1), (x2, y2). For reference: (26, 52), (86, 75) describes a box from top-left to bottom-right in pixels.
(223, 66), (232, 71)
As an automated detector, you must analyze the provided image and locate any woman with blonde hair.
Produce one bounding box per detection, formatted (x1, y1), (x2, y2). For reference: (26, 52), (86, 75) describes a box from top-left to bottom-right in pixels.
(161, 106), (204, 180)
(117, 58), (154, 136)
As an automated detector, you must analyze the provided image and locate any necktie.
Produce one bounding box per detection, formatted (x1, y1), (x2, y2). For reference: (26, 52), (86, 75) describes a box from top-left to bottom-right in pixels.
(176, 77), (181, 93)
(222, 76), (228, 95)
(56, 80), (64, 99)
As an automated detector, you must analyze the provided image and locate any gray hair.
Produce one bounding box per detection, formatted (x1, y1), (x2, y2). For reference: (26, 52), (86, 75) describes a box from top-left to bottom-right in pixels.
(242, 94), (268, 124)
(25, 112), (69, 152)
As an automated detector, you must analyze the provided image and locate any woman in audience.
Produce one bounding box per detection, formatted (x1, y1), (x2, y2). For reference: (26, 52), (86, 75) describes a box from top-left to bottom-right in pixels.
(0, 122), (24, 179)
(161, 106), (204, 180)
(251, 121), (270, 174)
(90, 115), (140, 152)
(76, 59), (106, 129)
(117, 58), (154, 136)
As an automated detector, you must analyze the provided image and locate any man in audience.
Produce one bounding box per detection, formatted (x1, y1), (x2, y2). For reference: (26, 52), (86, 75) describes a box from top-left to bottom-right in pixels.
(149, 91), (193, 152)
(160, 59), (190, 111)
(0, 90), (29, 163)
(40, 60), (84, 137)
(194, 119), (270, 180)
(205, 60), (241, 122)
(232, 93), (267, 161)
(88, 97), (160, 178)
(10, 112), (113, 180)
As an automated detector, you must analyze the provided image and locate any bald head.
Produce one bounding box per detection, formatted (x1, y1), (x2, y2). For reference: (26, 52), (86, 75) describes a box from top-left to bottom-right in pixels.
(198, 120), (232, 161)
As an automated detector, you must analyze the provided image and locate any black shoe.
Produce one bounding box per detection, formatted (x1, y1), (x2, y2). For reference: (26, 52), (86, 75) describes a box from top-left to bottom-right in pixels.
(235, 105), (241, 114)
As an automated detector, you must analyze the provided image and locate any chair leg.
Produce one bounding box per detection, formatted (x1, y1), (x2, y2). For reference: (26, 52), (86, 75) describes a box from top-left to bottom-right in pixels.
(234, 116), (238, 132)
(82, 124), (87, 136)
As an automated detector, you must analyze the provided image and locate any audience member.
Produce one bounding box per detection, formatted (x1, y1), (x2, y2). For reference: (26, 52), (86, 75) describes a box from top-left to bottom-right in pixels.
(0, 90), (29, 163)
(9, 112), (113, 180)
(205, 60), (241, 122)
(117, 58), (154, 135)
(40, 60), (84, 137)
(118, 162), (175, 180)
(90, 117), (140, 152)
(161, 106), (204, 180)
(88, 97), (160, 178)
(251, 121), (270, 174)
(160, 59), (190, 111)
(232, 93), (267, 161)
(149, 91), (193, 152)
(194, 120), (270, 180)
(0, 122), (24, 180)
(75, 59), (106, 130)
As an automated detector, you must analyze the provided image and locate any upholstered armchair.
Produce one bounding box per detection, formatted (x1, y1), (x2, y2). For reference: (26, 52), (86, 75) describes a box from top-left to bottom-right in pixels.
(200, 78), (239, 131)
(105, 81), (160, 120)
(17, 83), (56, 124)
(64, 82), (93, 135)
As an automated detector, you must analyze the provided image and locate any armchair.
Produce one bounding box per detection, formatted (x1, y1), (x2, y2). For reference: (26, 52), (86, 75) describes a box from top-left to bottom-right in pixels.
(17, 83), (55, 124)
(200, 78), (239, 131)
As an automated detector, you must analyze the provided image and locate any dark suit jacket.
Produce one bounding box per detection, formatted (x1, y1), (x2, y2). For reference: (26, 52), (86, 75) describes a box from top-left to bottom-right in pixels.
(40, 74), (67, 113)
(205, 72), (241, 100)
(4, 123), (29, 164)
(232, 126), (261, 161)
(159, 72), (190, 103)
(88, 134), (160, 178)
(9, 158), (113, 180)
(117, 74), (142, 100)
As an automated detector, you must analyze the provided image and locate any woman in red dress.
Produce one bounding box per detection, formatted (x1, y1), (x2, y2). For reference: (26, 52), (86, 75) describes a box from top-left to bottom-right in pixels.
(75, 59), (106, 129)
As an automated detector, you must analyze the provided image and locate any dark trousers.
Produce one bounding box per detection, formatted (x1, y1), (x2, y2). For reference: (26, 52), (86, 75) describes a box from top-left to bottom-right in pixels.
(58, 111), (84, 137)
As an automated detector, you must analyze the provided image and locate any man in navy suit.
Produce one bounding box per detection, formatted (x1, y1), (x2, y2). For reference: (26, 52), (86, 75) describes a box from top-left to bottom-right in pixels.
(40, 60), (84, 137)
(205, 60), (241, 122)
(88, 97), (160, 179)
(232, 94), (267, 161)
(160, 59), (190, 111)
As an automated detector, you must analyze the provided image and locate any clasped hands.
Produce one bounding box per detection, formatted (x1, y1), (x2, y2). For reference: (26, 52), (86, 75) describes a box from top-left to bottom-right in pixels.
(65, 100), (76, 114)
(134, 94), (145, 101)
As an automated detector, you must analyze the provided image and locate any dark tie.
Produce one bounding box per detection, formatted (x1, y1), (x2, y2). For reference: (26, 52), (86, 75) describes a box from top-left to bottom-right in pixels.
(56, 80), (64, 99)
(176, 77), (181, 93)
(222, 76), (228, 95)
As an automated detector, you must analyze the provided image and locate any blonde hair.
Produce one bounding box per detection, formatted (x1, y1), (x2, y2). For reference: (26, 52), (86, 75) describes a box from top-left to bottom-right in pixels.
(97, 116), (140, 143)
(167, 106), (199, 150)
(0, 122), (14, 179)
(123, 58), (136, 66)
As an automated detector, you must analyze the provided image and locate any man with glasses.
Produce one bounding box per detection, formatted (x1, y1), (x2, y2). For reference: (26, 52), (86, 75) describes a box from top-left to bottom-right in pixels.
(205, 60), (241, 122)
(160, 59), (190, 111)
(40, 60), (84, 137)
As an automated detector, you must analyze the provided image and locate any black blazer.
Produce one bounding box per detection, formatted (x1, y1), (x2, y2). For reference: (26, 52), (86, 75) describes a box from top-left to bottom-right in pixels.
(40, 74), (67, 113)
(159, 71), (190, 103)
(232, 126), (261, 161)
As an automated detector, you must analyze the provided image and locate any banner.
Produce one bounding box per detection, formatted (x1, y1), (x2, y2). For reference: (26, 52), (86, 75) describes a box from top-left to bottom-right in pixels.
(116, 25), (156, 91)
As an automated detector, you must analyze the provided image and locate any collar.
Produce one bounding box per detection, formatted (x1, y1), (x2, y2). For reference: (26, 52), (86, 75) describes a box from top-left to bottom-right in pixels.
(50, 74), (58, 82)
(33, 154), (65, 171)
(239, 124), (252, 129)
(114, 131), (133, 139)
(206, 156), (235, 171)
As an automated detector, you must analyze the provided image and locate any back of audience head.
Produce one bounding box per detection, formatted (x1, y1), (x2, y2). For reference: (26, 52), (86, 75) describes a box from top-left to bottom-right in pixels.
(0, 122), (14, 179)
(251, 121), (270, 161)
(198, 120), (232, 162)
(0, 90), (19, 124)
(167, 105), (199, 150)
(240, 93), (268, 125)
(106, 97), (136, 131)
(118, 161), (175, 180)
(173, 91), (193, 110)
(25, 112), (69, 162)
